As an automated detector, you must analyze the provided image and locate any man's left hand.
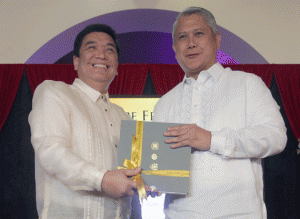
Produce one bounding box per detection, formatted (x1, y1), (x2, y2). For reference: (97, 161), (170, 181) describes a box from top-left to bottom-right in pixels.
(164, 124), (211, 151)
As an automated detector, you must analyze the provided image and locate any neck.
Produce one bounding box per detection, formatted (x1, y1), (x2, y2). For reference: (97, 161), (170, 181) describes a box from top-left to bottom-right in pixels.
(186, 72), (200, 80)
(94, 83), (109, 94)
(80, 78), (109, 94)
(185, 62), (217, 80)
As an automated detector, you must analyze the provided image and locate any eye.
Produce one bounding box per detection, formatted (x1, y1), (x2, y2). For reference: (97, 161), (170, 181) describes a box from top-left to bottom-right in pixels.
(179, 35), (187, 40)
(87, 45), (96, 50)
(107, 47), (116, 53)
(195, 32), (203, 36)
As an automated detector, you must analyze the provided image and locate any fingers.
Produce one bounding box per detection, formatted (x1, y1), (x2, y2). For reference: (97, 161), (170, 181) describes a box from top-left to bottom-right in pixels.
(124, 167), (141, 177)
(167, 124), (190, 131)
(164, 124), (192, 137)
(165, 130), (189, 148)
(101, 169), (140, 198)
(123, 167), (141, 190)
(165, 134), (189, 143)
(164, 124), (212, 151)
(120, 176), (138, 196)
(164, 128), (183, 137)
(170, 140), (190, 149)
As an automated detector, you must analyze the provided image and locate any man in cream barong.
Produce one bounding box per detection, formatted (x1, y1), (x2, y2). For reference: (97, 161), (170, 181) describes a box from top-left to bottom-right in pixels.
(29, 24), (141, 219)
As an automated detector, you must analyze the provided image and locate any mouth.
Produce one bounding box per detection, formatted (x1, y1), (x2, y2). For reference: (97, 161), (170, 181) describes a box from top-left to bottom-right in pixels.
(92, 64), (109, 69)
(186, 53), (199, 59)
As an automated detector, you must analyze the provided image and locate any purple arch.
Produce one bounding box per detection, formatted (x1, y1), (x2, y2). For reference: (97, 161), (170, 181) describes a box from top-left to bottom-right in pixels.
(26, 9), (267, 64)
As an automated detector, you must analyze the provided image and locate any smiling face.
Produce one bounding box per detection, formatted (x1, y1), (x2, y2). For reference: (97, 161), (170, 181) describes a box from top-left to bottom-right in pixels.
(172, 14), (221, 79)
(73, 31), (118, 93)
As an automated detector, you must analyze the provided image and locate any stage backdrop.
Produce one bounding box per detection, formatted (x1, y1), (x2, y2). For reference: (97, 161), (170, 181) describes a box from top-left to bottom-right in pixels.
(0, 6), (298, 219)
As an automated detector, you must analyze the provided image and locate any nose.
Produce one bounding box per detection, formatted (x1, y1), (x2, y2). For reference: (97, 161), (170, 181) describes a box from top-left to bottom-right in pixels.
(188, 36), (196, 48)
(95, 49), (106, 59)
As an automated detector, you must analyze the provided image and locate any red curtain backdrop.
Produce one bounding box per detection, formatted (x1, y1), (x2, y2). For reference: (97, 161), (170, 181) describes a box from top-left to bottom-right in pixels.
(25, 64), (78, 93)
(0, 64), (25, 131)
(149, 64), (185, 95)
(25, 64), (150, 95)
(149, 64), (274, 95)
(274, 65), (300, 140)
(0, 63), (299, 141)
(108, 64), (149, 95)
(223, 64), (273, 88)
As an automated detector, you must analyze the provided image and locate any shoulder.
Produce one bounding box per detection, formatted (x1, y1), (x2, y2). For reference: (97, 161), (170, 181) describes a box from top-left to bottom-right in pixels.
(35, 80), (71, 94)
(155, 83), (181, 105)
(223, 67), (266, 87)
(33, 80), (75, 104)
(158, 82), (182, 103)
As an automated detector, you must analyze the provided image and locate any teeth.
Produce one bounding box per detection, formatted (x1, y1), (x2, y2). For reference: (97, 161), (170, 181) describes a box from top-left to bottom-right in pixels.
(92, 64), (108, 68)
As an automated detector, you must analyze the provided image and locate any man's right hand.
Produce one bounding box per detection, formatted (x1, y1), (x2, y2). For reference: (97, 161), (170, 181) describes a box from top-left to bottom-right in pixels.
(101, 167), (141, 198)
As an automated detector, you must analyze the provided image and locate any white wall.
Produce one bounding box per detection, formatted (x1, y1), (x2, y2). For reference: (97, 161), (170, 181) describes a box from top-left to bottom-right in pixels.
(0, 0), (299, 64)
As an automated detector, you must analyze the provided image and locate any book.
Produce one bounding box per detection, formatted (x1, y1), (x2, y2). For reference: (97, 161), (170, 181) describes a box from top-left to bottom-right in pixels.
(118, 120), (191, 194)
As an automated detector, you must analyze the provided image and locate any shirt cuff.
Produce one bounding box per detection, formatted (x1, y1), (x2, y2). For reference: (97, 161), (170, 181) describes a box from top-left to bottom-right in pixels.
(209, 131), (231, 157)
(69, 168), (107, 192)
(88, 168), (107, 192)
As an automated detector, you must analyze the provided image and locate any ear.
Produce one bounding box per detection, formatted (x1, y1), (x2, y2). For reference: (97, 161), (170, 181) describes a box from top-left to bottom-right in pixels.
(172, 44), (177, 60)
(116, 60), (119, 75)
(73, 55), (79, 71)
(172, 44), (176, 53)
(215, 32), (221, 50)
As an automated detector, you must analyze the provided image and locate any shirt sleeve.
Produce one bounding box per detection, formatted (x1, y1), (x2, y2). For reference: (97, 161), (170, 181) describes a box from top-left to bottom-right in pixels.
(209, 75), (287, 158)
(29, 81), (106, 192)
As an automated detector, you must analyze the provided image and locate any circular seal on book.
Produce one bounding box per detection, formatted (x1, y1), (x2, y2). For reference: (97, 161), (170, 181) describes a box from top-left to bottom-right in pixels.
(151, 153), (158, 160)
(150, 163), (158, 170)
(151, 142), (159, 150)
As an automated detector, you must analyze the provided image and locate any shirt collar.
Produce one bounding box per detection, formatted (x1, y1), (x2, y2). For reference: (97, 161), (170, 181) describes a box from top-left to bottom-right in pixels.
(73, 78), (110, 104)
(183, 75), (196, 86)
(206, 62), (223, 82)
(181, 62), (224, 88)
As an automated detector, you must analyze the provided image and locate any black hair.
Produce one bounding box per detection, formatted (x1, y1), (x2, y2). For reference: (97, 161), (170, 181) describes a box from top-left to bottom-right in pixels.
(73, 24), (120, 58)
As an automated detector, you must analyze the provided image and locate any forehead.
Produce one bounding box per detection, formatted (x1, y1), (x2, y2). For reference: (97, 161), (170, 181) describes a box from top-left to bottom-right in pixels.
(175, 14), (210, 33)
(81, 31), (115, 45)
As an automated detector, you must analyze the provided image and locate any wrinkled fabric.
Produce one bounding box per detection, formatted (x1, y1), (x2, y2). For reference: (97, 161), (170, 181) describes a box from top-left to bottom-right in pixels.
(29, 79), (132, 219)
(154, 63), (287, 219)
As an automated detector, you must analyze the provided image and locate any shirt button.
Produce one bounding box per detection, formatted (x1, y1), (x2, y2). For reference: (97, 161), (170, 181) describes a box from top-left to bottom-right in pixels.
(194, 104), (198, 108)
(115, 144), (118, 148)
(105, 109), (107, 112)
(110, 124), (113, 127)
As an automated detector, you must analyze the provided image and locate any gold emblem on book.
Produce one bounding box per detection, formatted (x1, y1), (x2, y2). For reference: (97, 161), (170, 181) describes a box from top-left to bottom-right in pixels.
(150, 163), (158, 170)
(151, 153), (157, 160)
(151, 142), (159, 150)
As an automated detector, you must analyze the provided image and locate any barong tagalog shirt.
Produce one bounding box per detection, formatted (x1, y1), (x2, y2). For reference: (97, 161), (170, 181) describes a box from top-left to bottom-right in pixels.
(29, 79), (132, 219)
(154, 63), (287, 219)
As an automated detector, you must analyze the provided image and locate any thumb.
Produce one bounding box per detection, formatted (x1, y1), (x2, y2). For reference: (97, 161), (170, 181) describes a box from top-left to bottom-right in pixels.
(124, 167), (141, 177)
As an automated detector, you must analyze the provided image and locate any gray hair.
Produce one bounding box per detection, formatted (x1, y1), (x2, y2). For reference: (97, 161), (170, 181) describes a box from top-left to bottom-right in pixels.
(172, 7), (218, 43)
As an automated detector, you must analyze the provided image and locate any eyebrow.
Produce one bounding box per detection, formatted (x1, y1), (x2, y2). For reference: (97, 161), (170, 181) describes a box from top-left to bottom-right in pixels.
(84, 41), (96, 47)
(84, 41), (116, 48)
(107, 43), (116, 48)
(177, 28), (205, 35)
